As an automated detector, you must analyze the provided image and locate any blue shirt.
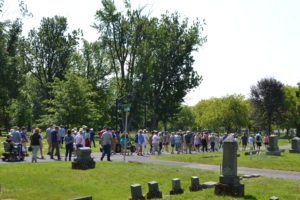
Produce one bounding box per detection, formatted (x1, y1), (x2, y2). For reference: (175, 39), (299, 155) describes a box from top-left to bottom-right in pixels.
(138, 132), (144, 144)
(51, 130), (59, 143)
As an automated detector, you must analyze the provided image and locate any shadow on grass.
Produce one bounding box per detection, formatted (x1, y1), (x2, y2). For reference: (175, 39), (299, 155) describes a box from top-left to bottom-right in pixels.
(243, 195), (257, 200)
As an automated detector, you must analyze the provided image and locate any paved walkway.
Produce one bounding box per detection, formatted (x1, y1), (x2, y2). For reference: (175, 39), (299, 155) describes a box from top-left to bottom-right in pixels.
(2, 149), (300, 180)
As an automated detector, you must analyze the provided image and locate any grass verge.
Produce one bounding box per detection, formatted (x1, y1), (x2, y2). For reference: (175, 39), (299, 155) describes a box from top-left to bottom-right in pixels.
(0, 161), (300, 200)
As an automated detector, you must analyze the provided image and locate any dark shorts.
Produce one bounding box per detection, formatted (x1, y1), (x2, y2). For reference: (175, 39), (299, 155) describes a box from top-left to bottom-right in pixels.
(256, 142), (262, 147)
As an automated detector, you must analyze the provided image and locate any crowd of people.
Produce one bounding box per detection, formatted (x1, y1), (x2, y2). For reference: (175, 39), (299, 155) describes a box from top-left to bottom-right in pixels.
(4, 125), (270, 163)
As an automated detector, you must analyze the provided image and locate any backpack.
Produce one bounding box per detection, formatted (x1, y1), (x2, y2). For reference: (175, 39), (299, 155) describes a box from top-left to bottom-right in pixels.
(134, 134), (138, 143)
(256, 135), (261, 141)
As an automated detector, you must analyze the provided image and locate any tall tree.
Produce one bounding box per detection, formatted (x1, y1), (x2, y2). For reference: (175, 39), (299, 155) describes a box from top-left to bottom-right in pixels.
(250, 78), (285, 134)
(22, 16), (80, 101)
(279, 85), (300, 136)
(138, 12), (205, 129)
(40, 73), (101, 128)
(0, 19), (24, 128)
(21, 16), (80, 122)
(94, 0), (206, 130)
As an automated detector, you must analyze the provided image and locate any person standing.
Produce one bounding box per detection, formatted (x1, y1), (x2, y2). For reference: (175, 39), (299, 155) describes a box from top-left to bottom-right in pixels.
(90, 128), (96, 148)
(255, 132), (262, 151)
(50, 126), (61, 160)
(46, 125), (53, 155)
(170, 132), (175, 154)
(38, 129), (45, 159)
(64, 129), (74, 161)
(100, 127), (113, 161)
(59, 125), (66, 147)
(241, 133), (248, 151)
(184, 131), (192, 154)
(137, 129), (144, 156)
(174, 132), (182, 154)
(142, 130), (148, 155)
(151, 131), (159, 155)
(248, 135), (255, 151)
(30, 128), (42, 163)
(20, 127), (29, 154)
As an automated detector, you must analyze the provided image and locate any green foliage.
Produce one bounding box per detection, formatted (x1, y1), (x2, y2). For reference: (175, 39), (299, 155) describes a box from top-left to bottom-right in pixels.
(170, 105), (196, 130)
(194, 95), (249, 132)
(22, 16), (80, 98)
(39, 73), (101, 128)
(0, 19), (24, 127)
(94, 0), (206, 130)
(250, 78), (285, 134)
(280, 85), (300, 131)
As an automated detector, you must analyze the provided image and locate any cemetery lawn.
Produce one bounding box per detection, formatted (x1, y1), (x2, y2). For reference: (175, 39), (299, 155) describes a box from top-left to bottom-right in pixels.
(154, 150), (300, 172)
(0, 161), (299, 200)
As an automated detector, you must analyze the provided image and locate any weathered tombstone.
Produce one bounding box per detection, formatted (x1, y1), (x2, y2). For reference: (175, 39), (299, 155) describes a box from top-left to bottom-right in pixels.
(269, 196), (279, 200)
(169, 178), (184, 195)
(129, 184), (145, 200)
(72, 196), (92, 200)
(72, 147), (95, 170)
(189, 176), (202, 191)
(215, 136), (244, 197)
(289, 137), (300, 153)
(266, 135), (283, 156)
(146, 181), (162, 199)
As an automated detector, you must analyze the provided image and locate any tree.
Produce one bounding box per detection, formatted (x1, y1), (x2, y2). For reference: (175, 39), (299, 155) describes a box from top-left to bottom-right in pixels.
(170, 105), (196, 130)
(194, 95), (249, 132)
(20, 16), (81, 124)
(250, 78), (285, 134)
(22, 16), (80, 103)
(40, 73), (102, 128)
(279, 85), (300, 136)
(137, 12), (205, 130)
(94, 0), (206, 130)
(0, 19), (24, 128)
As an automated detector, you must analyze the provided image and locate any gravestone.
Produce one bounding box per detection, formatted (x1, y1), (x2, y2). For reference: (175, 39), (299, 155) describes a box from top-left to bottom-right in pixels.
(215, 137), (244, 197)
(266, 135), (283, 156)
(289, 137), (300, 153)
(129, 184), (145, 200)
(146, 181), (162, 199)
(72, 196), (92, 200)
(169, 178), (184, 195)
(269, 196), (279, 200)
(72, 147), (95, 170)
(189, 176), (203, 191)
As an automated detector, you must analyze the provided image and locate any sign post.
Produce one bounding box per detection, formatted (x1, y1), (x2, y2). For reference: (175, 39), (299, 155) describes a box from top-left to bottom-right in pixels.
(123, 104), (131, 162)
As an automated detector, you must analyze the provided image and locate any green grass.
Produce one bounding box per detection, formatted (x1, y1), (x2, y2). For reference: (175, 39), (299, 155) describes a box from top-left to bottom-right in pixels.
(0, 161), (300, 200)
(154, 150), (300, 172)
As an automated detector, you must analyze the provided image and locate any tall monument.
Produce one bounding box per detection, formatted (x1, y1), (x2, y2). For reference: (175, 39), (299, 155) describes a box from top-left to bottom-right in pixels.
(215, 135), (244, 197)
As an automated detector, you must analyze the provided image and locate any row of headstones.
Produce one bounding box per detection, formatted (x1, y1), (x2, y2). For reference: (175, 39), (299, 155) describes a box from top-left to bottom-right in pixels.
(267, 135), (300, 155)
(244, 136), (300, 156)
(129, 177), (202, 200)
(290, 137), (300, 153)
(128, 177), (280, 200)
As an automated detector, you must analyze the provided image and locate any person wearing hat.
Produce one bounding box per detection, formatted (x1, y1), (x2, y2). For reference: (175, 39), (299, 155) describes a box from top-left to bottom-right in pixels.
(30, 128), (42, 163)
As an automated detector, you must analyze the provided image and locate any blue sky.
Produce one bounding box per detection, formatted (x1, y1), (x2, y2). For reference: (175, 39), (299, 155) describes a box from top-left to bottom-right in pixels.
(2, 0), (300, 106)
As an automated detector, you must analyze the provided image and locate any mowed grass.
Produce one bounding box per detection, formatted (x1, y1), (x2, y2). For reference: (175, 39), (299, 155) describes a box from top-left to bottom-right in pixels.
(0, 161), (300, 200)
(153, 149), (300, 172)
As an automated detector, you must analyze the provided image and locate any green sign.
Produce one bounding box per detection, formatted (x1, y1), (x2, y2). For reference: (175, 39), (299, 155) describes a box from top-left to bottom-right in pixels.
(122, 104), (131, 112)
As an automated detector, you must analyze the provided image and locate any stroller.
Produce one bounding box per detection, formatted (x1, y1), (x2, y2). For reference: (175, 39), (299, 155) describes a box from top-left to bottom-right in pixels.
(2, 142), (25, 162)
